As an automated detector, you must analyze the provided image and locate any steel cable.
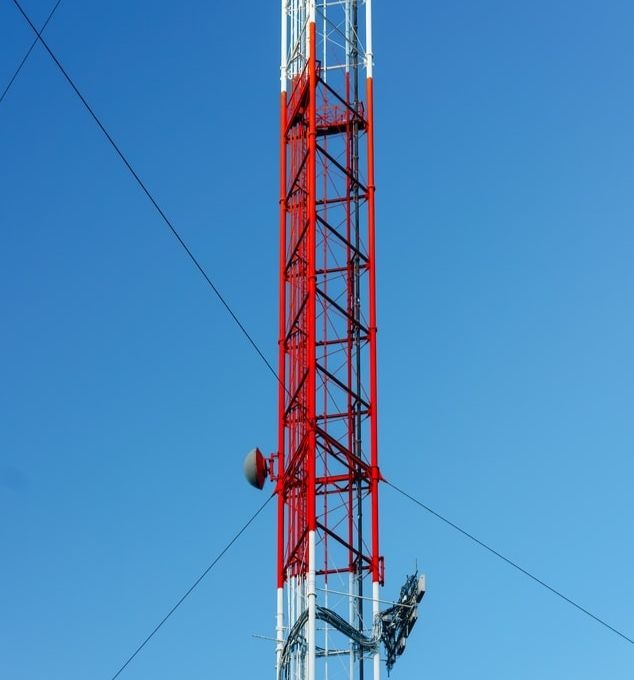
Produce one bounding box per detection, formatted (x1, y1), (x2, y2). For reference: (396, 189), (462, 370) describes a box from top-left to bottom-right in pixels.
(386, 479), (634, 646)
(110, 492), (275, 679)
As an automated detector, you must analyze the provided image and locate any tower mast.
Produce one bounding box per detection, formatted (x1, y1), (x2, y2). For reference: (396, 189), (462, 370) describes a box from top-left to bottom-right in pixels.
(245, 4), (422, 674)
(275, 2), (380, 679)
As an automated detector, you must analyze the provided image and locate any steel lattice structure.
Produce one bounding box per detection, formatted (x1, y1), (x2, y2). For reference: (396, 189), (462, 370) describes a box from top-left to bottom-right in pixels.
(272, 2), (381, 680)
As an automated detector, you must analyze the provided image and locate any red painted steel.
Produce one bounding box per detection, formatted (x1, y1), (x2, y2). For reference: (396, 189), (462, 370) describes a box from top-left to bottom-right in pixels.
(366, 75), (381, 584)
(277, 88), (288, 589)
(275, 15), (382, 602)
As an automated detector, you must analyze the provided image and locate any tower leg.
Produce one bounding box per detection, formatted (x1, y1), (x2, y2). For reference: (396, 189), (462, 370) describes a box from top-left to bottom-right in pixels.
(307, 530), (316, 680)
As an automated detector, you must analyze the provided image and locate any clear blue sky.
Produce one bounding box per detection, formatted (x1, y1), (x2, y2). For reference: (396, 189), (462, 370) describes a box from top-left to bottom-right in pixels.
(1, 1), (633, 678)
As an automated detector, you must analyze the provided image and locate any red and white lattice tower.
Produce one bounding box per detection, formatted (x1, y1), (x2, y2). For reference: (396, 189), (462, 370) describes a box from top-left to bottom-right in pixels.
(273, 2), (381, 679)
(246, 3), (422, 674)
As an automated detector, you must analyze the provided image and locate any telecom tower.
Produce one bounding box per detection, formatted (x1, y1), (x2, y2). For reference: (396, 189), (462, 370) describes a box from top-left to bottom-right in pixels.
(245, 2), (423, 679)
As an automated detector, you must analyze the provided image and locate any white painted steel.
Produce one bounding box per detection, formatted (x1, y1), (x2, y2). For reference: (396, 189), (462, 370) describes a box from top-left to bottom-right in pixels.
(307, 529), (316, 680)
(322, 2), (327, 82)
(348, 572), (354, 680)
(344, 0), (350, 73)
(366, 0), (374, 77)
(276, 587), (284, 678)
(373, 580), (380, 680)
(286, 0), (308, 78)
(281, 0), (288, 91)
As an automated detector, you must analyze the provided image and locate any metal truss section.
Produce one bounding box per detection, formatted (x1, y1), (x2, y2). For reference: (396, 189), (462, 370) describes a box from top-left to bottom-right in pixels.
(275, 2), (380, 680)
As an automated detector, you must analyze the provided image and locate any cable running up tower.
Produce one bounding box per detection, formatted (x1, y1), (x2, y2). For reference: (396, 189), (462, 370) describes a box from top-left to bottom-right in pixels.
(245, 3), (423, 679)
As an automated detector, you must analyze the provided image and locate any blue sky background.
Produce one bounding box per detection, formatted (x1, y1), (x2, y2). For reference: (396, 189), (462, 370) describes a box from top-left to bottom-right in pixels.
(1, 1), (633, 678)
